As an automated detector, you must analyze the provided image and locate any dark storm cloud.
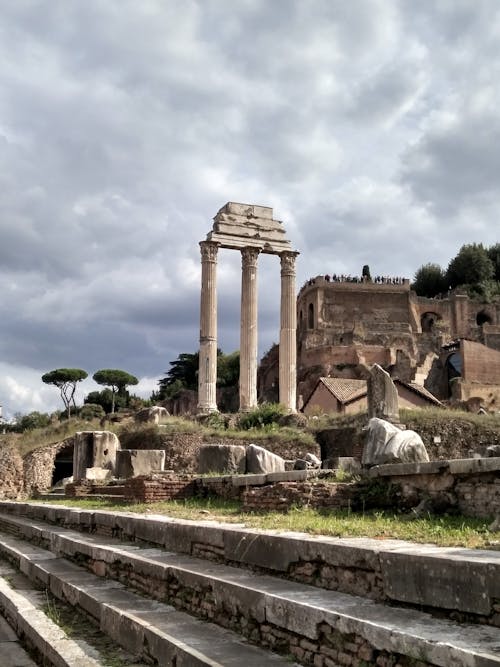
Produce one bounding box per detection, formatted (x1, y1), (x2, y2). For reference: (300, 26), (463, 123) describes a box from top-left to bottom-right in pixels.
(1, 0), (499, 417)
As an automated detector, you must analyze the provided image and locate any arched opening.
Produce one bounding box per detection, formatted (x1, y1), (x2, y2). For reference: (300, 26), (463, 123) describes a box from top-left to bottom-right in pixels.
(308, 303), (314, 329)
(299, 310), (303, 330)
(52, 443), (74, 486)
(476, 311), (493, 326)
(421, 312), (440, 333)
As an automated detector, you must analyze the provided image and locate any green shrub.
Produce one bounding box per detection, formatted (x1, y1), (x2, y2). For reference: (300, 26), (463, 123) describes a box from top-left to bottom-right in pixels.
(237, 403), (287, 430)
(79, 403), (105, 421)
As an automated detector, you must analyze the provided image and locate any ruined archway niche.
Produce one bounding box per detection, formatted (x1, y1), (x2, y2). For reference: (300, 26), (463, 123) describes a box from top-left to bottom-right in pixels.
(198, 202), (299, 413)
(476, 310), (493, 326)
(421, 311), (441, 333)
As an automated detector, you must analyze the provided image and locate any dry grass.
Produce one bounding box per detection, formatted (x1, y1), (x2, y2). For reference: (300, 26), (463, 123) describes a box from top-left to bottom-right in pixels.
(37, 497), (498, 549)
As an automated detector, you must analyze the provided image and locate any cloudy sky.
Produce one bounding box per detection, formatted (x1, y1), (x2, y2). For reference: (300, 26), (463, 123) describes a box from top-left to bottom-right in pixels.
(1, 0), (499, 419)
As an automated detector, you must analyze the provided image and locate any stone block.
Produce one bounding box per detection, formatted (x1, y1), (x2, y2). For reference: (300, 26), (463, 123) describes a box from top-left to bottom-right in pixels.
(115, 450), (165, 479)
(362, 418), (429, 467)
(336, 457), (361, 474)
(134, 406), (169, 424)
(84, 467), (111, 482)
(198, 444), (246, 474)
(379, 550), (500, 615)
(73, 431), (120, 480)
(246, 444), (286, 474)
(266, 470), (309, 483)
(231, 474), (267, 487)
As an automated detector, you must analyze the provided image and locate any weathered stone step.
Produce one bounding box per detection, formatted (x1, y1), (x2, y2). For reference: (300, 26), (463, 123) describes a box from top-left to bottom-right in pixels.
(1, 501), (499, 622)
(0, 533), (296, 667)
(0, 561), (104, 666)
(0, 614), (38, 667)
(0, 513), (500, 667)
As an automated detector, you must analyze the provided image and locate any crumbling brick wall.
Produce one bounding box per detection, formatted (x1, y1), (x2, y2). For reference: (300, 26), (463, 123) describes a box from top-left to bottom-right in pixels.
(241, 481), (355, 512)
(124, 474), (198, 503)
(0, 445), (24, 499)
(23, 440), (74, 496)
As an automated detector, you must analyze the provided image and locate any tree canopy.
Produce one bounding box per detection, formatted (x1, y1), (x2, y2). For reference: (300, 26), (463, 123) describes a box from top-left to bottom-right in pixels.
(446, 243), (494, 288)
(412, 242), (499, 299)
(156, 349), (239, 400)
(412, 263), (447, 297)
(41, 368), (88, 418)
(487, 243), (500, 281)
(92, 369), (138, 413)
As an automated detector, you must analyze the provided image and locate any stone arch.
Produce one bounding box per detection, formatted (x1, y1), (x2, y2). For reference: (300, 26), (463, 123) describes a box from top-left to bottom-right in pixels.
(420, 311), (441, 333)
(308, 302), (314, 329)
(476, 310), (493, 326)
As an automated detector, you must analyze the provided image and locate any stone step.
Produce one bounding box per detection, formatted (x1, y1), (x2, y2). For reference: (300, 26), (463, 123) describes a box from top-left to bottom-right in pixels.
(0, 615), (39, 667)
(1, 501), (499, 622)
(0, 532), (297, 667)
(0, 560), (104, 666)
(0, 512), (499, 667)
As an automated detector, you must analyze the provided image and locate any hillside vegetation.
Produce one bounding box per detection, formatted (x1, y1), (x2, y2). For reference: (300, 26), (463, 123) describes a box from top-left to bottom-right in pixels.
(2, 407), (499, 462)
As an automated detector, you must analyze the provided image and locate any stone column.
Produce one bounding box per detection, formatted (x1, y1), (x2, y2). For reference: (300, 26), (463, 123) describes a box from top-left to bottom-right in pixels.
(239, 247), (260, 411)
(279, 251), (299, 412)
(198, 241), (219, 413)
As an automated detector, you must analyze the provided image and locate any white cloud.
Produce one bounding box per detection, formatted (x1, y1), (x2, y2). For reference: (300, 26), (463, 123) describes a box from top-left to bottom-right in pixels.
(1, 1), (500, 416)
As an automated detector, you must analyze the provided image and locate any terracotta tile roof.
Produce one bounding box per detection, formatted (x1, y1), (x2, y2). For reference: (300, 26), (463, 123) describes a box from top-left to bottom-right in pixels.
(395, 380), (443, 406)
(319, 377), (367, 404)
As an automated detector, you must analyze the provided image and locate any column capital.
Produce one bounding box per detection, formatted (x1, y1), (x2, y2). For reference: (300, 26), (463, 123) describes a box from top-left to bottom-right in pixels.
(241, 246), (260, 269)
(280, 250), (299, 276)
(200, 240), (219, 263)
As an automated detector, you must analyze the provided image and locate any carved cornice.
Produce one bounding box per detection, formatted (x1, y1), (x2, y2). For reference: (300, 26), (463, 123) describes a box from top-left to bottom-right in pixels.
(200, 241), (219, 263)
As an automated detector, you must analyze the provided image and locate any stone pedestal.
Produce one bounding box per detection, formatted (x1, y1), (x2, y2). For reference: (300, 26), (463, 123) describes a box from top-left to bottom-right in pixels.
(279, 251), (298, 412)
(239, 247), (260, 411)
(73, 431), (120, 481)
(198, 241), (219, 413)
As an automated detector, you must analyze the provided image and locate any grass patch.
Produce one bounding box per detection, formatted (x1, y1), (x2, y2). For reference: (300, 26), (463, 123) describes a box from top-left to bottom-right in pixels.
(37, 497), (496, 549)
(1, 418), (112, 457)
(401, 406), (500, 431)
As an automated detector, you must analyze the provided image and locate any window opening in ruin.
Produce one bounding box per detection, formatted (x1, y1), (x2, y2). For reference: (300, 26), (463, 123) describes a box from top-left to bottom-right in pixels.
(299, 310), (303, 329)
(421, 312), (440, 333)
(308, 303), (314, 329)
(476, 311), (492, 326)
(52, 448), (74, 486)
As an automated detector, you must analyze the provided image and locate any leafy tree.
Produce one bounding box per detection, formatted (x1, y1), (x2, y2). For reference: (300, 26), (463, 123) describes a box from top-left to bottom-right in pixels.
(161, 352), (199, 394)
(412, 263), (447, 297)
(92, 369), (139, 413)
(84, 389), (127, 414)
(156, 349), (240, 400)
(446, 243), (494, 288)
(216, 350), (240, 387)
(487, 243), (500, 281)
(11, 411), (51, 432)
(41, 368), (88, 418)
(79, 403), (105, 421)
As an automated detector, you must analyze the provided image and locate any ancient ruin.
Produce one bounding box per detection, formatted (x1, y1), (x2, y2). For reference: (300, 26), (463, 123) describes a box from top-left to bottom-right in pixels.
(287, 274), (500, 408)
(367, 363), (400, 423)
(198, 202), (299, 413)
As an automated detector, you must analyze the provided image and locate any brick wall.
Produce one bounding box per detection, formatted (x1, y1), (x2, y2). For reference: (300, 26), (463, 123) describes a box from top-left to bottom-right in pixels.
(241, 481), (355, 512)
(461, 339), (500, 384)
(124, 474), (198, 503)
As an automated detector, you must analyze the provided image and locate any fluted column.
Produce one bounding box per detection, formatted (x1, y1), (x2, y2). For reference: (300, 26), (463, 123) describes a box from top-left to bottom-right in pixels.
(279, 251), (299, 412)
(198, 241), (219, 413)
(239, 247), (260, 411)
